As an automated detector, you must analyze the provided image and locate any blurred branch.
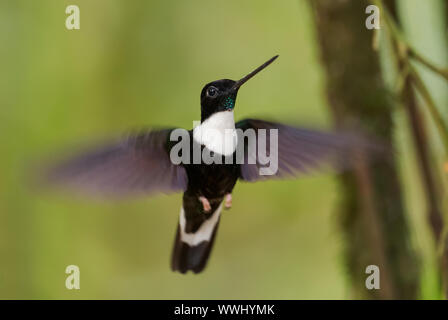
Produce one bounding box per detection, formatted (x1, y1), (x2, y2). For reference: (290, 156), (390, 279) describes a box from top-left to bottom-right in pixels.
(309, 0), (419, 299)
(375, 0), (448, 82)
(408, 48), (448, 82)
(402, 74), (443, 243)
(374, 0), (448, 155)
(409, 67), (448, 153)
(376, 0), (448, 298)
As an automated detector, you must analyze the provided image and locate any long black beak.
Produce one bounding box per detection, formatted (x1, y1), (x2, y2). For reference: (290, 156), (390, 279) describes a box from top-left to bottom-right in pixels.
(232, 55), (279, 91)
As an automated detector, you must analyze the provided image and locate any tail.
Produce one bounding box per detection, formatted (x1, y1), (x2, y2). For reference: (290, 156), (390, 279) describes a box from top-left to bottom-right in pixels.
(171, 199), (223, 274)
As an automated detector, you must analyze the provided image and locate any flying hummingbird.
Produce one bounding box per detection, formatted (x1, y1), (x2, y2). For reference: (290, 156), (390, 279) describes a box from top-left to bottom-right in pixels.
(46, 55), (378, 274)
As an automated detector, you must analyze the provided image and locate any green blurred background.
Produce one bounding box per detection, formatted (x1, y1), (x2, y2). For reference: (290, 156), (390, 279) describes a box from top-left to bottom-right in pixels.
(0, 0), (446, 299)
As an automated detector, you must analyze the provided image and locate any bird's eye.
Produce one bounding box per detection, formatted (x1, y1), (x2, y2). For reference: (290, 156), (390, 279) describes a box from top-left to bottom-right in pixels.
(207, 86), (218, 98)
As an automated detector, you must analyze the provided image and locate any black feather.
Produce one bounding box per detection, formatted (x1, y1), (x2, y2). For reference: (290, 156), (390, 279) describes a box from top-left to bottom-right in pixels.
(236, 118), (385, 182)
(44, 129), (188, 197)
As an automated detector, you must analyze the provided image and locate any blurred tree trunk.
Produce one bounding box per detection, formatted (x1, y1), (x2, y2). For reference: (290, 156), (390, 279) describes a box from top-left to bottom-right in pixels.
(444, 0), (448, 298)
(308, 0), (419, 299)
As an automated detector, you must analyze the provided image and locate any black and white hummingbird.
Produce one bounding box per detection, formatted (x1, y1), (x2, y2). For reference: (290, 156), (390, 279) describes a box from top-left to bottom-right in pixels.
(45, 55), (378, 274)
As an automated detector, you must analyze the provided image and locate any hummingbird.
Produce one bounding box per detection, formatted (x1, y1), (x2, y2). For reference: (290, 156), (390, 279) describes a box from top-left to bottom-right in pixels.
(46, 55), (378, 274)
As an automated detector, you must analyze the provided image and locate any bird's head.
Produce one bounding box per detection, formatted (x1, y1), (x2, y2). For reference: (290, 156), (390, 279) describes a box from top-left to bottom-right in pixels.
(200, 55), (278, 122)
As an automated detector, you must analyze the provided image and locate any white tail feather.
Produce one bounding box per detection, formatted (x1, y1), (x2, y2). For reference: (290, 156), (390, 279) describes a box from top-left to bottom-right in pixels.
(179, 203), (223, 246)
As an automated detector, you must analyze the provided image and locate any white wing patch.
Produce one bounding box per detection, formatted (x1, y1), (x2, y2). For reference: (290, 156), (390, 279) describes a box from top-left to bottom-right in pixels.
(179, 203), (222, 246)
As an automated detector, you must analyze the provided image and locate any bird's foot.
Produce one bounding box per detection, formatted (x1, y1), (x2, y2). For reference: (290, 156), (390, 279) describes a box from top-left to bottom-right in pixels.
(199, 196), (211, 213)
(224, 193), (232, 210)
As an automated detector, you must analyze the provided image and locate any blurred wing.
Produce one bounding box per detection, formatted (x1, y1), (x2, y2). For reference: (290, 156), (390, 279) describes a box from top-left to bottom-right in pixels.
(236, 118), (382, 182)
(45, 129), (187, 197)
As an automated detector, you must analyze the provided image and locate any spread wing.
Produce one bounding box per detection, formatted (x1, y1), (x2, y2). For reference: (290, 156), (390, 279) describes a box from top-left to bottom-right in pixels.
(236, 118), (383, 182)
(44, 129), (187, 197)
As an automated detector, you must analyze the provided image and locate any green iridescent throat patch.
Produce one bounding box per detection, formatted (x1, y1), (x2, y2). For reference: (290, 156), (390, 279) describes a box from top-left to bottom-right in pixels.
(223, 97), (235, 110)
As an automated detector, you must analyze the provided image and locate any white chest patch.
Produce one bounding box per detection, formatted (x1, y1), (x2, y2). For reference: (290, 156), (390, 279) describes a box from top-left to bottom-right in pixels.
(193, 111), (237, 156)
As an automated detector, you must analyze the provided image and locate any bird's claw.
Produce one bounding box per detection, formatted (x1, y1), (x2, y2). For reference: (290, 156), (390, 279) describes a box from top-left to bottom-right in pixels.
(199, 196), (211, 213)
(224, 194), (232, 210)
